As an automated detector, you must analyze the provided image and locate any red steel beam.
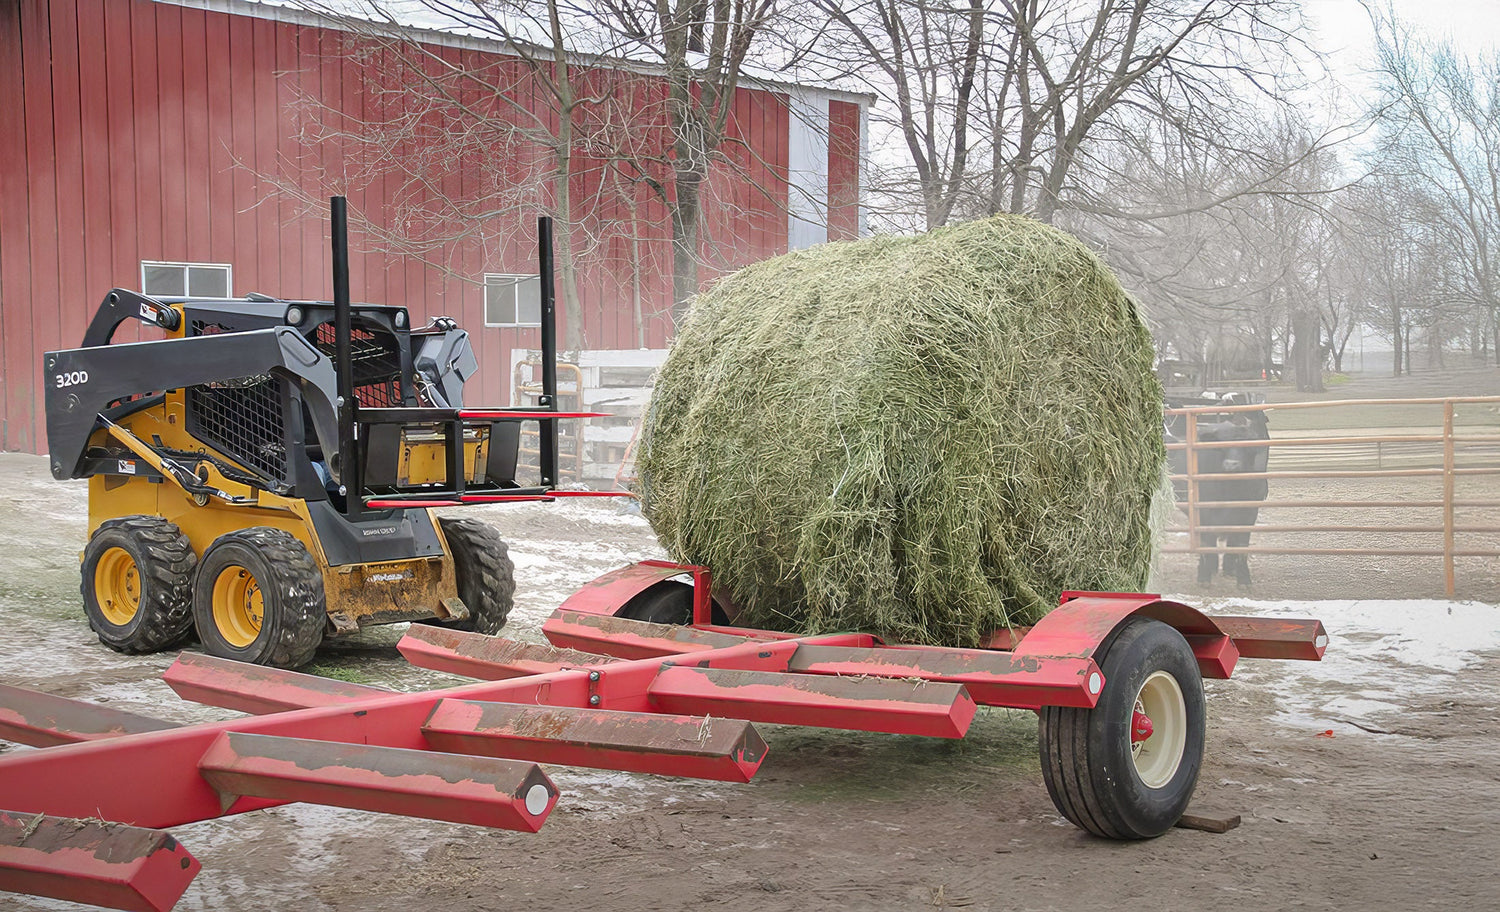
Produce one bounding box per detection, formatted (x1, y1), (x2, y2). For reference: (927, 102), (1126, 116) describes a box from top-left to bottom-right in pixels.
(647, 666), (976, 738)
(197, 732), (556, 832)
(1211, 616), (1329, 661)
(0, 642), (701, 826)
(457, 409), (608, 420)
(0, 684), (177, 746)
(785, 645), (1104, 709)
(423, 700), (767, 782)
(544, 609), (768, 659)
(1185, 634), (1241, 680)
(0, 809), (200, 912)
(398, 626), (617, 680)
(164, 653), (389, 714)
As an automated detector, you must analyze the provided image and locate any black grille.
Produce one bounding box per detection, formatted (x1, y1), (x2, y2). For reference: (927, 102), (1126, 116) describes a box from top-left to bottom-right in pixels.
(312, 322), (405, 407)
(186, 376), (287, 481)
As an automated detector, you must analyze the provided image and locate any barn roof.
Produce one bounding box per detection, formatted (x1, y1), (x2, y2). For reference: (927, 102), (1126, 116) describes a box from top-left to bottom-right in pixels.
(155, 0), (876, 106)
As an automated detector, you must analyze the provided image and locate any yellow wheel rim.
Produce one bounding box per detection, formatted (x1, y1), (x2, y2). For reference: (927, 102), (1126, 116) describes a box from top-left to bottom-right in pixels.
(211, 564), (264, 648)
(94, 547), (141, 626)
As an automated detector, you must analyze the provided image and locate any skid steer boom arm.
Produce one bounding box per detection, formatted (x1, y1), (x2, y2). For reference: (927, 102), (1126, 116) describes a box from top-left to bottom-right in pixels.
(45, 326), (341, 483)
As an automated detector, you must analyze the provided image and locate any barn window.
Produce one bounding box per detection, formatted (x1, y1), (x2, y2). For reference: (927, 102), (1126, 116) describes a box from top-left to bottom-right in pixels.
(141, 261), (232, 298)
(484, 274), (542, 326)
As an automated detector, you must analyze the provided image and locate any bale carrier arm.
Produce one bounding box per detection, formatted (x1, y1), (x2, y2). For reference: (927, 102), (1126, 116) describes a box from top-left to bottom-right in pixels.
(0, 558), (1324, 910)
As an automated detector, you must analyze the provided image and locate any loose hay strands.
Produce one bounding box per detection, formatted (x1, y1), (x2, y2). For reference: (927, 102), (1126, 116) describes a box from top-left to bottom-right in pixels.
(638, 215), (1165, 647)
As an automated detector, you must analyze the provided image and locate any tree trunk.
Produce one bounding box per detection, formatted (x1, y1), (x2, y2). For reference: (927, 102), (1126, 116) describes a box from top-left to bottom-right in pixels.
(551, 145), (585, 350)
(1391, 307), (1403, 377)
(670, 169), (704, 329)
(1290, 310), (1324, 393)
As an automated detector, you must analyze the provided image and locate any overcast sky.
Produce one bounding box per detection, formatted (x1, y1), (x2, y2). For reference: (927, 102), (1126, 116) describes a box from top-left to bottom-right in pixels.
(1307, 0), (1500, 72)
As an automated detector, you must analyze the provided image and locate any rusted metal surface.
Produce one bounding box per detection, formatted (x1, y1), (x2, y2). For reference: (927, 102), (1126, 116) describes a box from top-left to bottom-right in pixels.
(554, 560), (696, 619)
(648, 666), (976, 738)
(1211, 616), (1329, 661)
(0, 684), (177, 746)
(423, 700), (767, 782)
(1020, 593), (1242, 679)
(786, 645), (1103, 709)
(398, 625), (617, 680)
(321, 554), (460, 631)
(164, 653), (388, 714)
(198, 732), (557, 831)
(0, 558), (1328, 911)
(0, 809), (200, 912)
(544, 609), (766, 659)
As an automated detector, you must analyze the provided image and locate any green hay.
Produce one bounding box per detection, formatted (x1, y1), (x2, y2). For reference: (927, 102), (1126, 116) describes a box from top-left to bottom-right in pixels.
(638, 214), (1164, 647)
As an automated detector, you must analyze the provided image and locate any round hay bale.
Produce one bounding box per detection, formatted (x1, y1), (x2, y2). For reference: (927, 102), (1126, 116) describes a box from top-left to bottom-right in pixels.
(638, 214), (1164, 647)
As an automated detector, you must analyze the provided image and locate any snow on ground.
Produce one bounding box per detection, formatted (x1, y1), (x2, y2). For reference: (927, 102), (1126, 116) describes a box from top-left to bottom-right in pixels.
(1179, 594), (1500, 730)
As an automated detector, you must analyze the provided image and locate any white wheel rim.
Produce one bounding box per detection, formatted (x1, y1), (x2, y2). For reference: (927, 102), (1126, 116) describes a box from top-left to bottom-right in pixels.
(1131, 670), (1187, 789)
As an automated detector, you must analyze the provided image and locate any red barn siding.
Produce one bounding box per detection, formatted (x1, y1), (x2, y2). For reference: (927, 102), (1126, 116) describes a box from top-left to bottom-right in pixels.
(828, 101), (861, 242)
(0, 0), (27, 449)
(0, 0), (861, 453)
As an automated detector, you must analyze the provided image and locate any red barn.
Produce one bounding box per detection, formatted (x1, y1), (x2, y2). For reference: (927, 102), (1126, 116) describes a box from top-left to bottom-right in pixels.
(0, 0), (868, 453)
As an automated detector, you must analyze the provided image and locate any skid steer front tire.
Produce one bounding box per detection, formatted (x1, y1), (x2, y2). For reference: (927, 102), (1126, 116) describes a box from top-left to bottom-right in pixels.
(193, 528), (326, 669)
(81, 516), (196, 654)
(431, 517), (514, 635)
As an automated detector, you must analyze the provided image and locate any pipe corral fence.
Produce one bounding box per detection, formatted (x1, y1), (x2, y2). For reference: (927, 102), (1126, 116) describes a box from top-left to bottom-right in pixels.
(1163, 395), (1500, 597)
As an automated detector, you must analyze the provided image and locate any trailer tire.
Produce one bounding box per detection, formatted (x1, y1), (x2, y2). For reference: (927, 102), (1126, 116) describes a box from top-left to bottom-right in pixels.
(617, 581), (694, 625)
(432, 517), (514, 635)
(193, 528), (326, 669)
(81, 516), (197, 654)
(1038, 617), (1205, 839)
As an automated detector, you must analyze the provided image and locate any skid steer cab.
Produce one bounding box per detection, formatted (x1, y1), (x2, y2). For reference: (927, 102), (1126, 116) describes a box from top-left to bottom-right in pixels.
(44, 199), (604, 669)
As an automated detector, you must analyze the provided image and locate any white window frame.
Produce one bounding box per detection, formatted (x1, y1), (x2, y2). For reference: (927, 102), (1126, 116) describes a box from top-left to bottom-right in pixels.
(140, 260), (233, 298)
(484, 273), (542, 327)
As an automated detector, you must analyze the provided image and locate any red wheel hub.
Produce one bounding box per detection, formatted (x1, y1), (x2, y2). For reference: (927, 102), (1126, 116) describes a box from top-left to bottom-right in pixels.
(1131, 709), (1154, 744)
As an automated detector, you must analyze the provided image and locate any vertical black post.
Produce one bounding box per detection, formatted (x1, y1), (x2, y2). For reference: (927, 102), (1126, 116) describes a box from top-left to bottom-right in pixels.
(538, 216), (558, 488)
(331, 196), (362, 516)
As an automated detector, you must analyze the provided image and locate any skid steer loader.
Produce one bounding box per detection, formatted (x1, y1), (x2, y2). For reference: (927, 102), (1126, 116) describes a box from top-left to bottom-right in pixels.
(43, 198), (590, 668)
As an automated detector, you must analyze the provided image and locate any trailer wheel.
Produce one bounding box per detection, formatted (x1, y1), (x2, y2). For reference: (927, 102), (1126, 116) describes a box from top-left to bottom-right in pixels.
(617, 581), (694, 625)
(1038, 617), (1205, 839)
(193, 528), (326, 669)
(432, 517), (514, 635)
(80, 516), (197, 654)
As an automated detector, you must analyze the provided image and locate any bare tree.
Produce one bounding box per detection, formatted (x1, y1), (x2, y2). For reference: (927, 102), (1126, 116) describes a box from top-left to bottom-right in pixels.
(806, 0), (1313, 232)
(1371, 9), (1500, 366)
(596, 0), (780, 319)
(283, 0), (678, 349)
(809, 0), (986, 229)
(282, 0), (789, 342)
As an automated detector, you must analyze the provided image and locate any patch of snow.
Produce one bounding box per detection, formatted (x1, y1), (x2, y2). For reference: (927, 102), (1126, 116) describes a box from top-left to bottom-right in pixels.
(1181, 595), (1500, 730)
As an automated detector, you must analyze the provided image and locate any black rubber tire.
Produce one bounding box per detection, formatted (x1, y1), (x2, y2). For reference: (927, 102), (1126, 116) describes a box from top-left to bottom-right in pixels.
(432, 517), (515, 635)
(192, 528), (326, 669)
(80, 516), (197, 654)
(617, 581), (694, 625)
(1038, 617), (1206, 839)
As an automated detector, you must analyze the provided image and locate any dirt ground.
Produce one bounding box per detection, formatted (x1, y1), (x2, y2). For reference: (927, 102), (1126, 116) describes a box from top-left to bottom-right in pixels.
(4, 369), (1500, 911)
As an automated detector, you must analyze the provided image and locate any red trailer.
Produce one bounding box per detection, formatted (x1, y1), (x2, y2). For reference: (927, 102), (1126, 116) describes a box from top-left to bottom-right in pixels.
(0, 559), (1325, 911)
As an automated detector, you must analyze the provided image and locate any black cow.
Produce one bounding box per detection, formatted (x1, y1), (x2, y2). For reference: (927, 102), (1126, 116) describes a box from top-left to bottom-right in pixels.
(1192, 415), (1269, 588)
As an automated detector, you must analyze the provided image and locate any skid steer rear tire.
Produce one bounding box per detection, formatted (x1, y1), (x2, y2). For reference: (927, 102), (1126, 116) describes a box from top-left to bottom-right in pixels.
(193, 528), (326, 669)
(431, 517), (514, 635)
(1038, 617), (1205, 839)
(81, 516), (197, 654)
